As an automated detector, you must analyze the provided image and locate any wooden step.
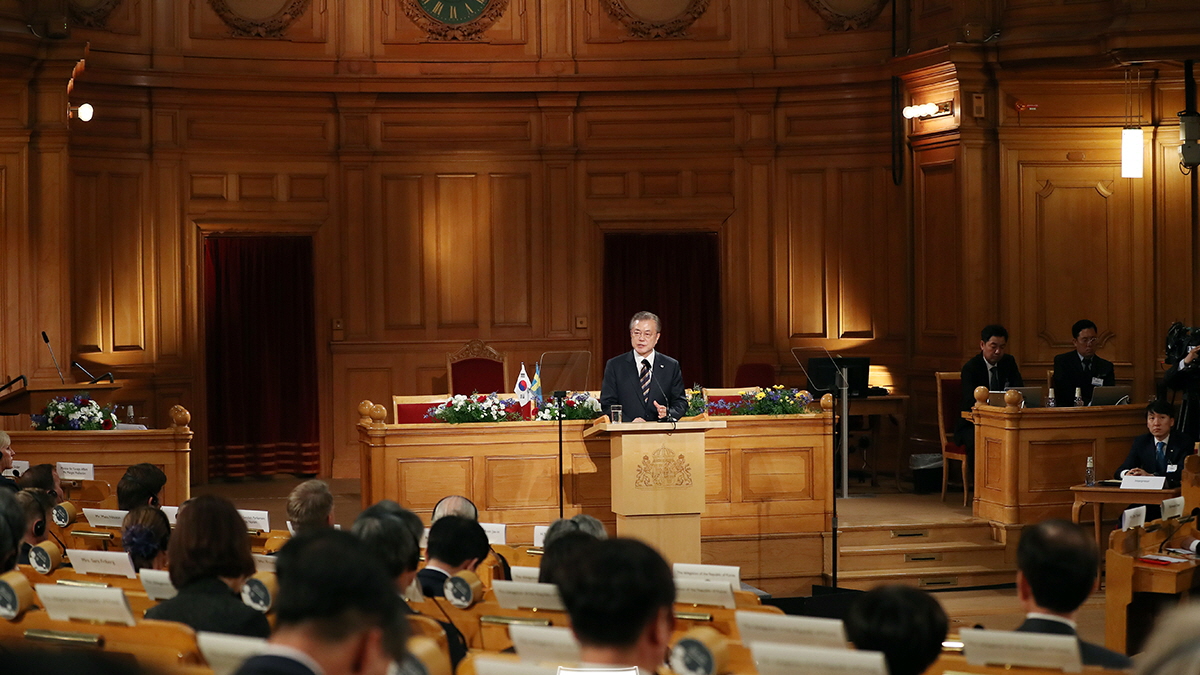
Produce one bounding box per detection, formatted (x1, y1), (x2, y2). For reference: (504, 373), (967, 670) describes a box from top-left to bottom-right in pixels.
(831, 565), (1017, 591)
(834, 521), (999, 548)
(837, 540), (1007, 572)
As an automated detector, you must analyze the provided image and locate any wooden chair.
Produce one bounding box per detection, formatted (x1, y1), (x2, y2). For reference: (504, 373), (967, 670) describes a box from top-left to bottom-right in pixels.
(935, 371), (970, 506)
(447, 340), (508, 396)
(0, 608), (204, 671)
(393, 394), (450, 424)
(733, 363), (775, 388)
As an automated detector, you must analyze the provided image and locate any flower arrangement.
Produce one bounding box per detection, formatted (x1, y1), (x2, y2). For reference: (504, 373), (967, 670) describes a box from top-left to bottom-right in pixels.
(31, 394), (119, 430)
(427, 393), (522, 424)
(535, 392), (602, 421)
(684, 385), (706, 417)
(708, 385), (815, 416)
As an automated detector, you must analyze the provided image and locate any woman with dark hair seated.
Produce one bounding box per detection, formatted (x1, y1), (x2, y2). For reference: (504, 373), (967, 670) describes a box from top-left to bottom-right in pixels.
(145, 494), (269, 638)
(122, 505), (171, 572)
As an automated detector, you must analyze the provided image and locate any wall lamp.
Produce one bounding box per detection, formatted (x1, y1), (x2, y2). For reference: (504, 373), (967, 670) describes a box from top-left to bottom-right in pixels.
(902, 101), (953, 120)
(68, 103), (94, 122)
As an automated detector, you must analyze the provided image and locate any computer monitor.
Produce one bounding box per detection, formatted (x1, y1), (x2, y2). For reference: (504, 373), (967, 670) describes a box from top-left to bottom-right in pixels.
(1089, 385), (1132, 406)
(806, 357), (871, 399)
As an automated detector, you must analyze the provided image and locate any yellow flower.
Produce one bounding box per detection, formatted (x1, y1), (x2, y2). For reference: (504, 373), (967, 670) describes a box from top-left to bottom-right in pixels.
(795, 391), (805, 399)
(755, 391), (766, 400)
(774, 384), (784, 389)
(685, 389), (695, 397)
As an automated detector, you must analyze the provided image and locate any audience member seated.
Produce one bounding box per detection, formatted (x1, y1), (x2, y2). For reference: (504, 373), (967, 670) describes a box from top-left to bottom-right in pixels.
(352, 500), (467, 669)
(432, 495), (477, 522)
(1015, 519), (1131, 669)
(1052, 319), (1115, 406)
(16, 464), (63, 503)
(844, 585), (947, 675)
(0, 430), (17, 492)
(6, 647), (146, 675)
(1115, 400), (1194, 489)
(287, 479), (335, 535)
(538, 517), (607, 586)
(417, 515), (489, 598)
(954, 324), (1023, 454)
(122, 504), (172, 572)
(1134, 604), (1200, 675)
(145, 494), (270, 638)
(14, 488), (54, 565)
(557, 538), (675, 674)
(543, 514), (608, 546)
(117, 462), (168, 511)
(234, 529), (407, 675)
(0, 488), (27, 570)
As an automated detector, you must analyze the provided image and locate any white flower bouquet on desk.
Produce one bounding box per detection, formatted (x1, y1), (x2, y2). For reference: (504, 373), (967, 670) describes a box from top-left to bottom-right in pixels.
(534, 392), (601, 421)
(31, 394), (119, 430)
(427, 393), (522, 423)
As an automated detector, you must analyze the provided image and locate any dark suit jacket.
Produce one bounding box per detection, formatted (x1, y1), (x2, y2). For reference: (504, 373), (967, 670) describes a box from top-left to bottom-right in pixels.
(144, 577), (271, 638)
(953, 353), (1024, 446)
(1052, 351), (1115, 406)
(1015, 617), (1132, 669)
(400, 598), (468, 669)
(1163, 363), (1200, 441)
(0, 475), (17, 492)
(417, 566), (449, 598)
(599, 351), (687, 422)
(234, 655), (318, 675)
(1115, 430), (1195, 488)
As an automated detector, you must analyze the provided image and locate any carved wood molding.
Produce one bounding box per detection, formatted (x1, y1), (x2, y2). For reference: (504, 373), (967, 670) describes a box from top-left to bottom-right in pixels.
(803, 0), (888, 31)
(397, 0), (510, 41)
(600, 0), (712, 39)
(207, 0), (312, 38)
(448, 339), (505, 364)
(68, 0), (122, 29)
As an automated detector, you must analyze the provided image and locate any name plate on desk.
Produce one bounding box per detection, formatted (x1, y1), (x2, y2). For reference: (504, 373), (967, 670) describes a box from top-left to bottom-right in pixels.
(480, 522), (507, 545)
(959, 628), (1081, 672)
(675, 563), (740, 590)
(8, 460), (29, 476)
(493, 581), (565, 611)
(68, 549), (138, 579)
(238, 509), (270, 532)
(1163, 496), (1185, 520)
(508, 624), (581, 663)
(533, 525), (549, 548)
(36, 583), (135, 626)
(57, 462), (94, 481)
(472, 656), (561, 675)
(83, 508), (127, 529)
(736, 611), (847, 648)
(139, 569), (177, 600)
(197, 632), (268, 675)
(1121, 475), (1166, 490)
(1123, 506), (1147, 531)
(252, 554), (277, 573)
(510, 566), (540, 583)
(161, 505), (178, 525)
(752, 643), (886, 675)
(675, 579), (737, 609)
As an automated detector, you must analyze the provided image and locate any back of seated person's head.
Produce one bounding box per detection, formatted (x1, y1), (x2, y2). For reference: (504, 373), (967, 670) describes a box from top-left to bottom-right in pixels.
(844, 585), (948, 675)
(538, 530), (601, 585)
(17, 464), (61, 503)
(122, 505), (171, 572)
(0, 489), (25, 571)
(167, 494), (255, 588)
(352, 501), (421, 580)
(117, 462), (167, 511)
(425, 515), (489, 570)
(14, 488), (53, 545)
(556, 538), (675, 650)
(543, 514), (608, 549)
(287, 479), (334, 535)
(274, 529), (407, 666)
(6, 647), (145, 675)
(1017, 519), (1097, 614)
(432, 495), (477, 523)
(1135, 604), (1200, 675)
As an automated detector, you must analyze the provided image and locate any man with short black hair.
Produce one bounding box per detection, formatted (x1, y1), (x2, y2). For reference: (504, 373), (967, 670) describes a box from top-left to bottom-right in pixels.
(600, 311), (687, 422)
(286, 480), (334, 535)
(234, 529), (407, 675)
(0, 489), (28, 571)
(1015, 520), (1131, 669)
(845, 585), (947, 675)
(13, 489), (53, 565)
(1052, 319), (1115, 406)
(17, 464), (63, 503)
(417, 515), (489, 598)
(556, 538), (675, 673)
(954, 324), (1024, 452)
(117, 463), (167, 511)
(1115, 400), (1194, 488)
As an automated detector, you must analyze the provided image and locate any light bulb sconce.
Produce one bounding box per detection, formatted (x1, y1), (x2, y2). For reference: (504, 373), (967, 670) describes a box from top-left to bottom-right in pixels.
(902, 101), (953, 120)
(68, 103), (93, 122)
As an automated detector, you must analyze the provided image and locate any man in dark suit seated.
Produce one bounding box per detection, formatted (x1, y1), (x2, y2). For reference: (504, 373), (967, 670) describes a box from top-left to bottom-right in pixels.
(1052, 319), (1115, 406)
(844, 585), (948, 675)
(234, 529), (407, 675)
(954, 324), (1024, 453)
(416, 515), (489, 598)
(600, 311), (687, 422)
(1114, 400), (1195, 523)
(1015, 519), (1132, 669)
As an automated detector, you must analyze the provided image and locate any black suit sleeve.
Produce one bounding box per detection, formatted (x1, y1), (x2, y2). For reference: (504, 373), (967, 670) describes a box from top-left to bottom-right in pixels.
(1006, 356), (1024, 387)
(599, 359), (620, 416)
(665, 360), (686, 419)
(960, 359), (982, 413)
(1114, 439), (1145, 479)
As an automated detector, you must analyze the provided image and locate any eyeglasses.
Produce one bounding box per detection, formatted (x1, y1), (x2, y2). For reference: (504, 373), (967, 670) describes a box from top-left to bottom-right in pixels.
(1078, 337), (1098, 344)
(630, 330), (657, 339)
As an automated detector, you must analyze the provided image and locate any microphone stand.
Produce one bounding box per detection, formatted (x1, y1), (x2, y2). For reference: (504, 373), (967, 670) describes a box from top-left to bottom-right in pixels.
(555, 390), (566, 520)
(791, 348), (846, 589)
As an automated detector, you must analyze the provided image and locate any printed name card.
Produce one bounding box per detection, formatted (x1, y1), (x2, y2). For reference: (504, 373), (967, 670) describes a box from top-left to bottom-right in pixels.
(1121, 475), (1166, 490)
(959, 628), (1081, 672)
(510, 566), (540, 583)
(35, 583), (136, 626)
(252, 554), (277, 573)
(1123, 506), (1147, 531)
(736, 610), (847, 649)
(674, 563), (740, 591)
(480, 522), (508, 545)
(161, 505), (178, 525)
(197, 631), (269, 675)
(751, 643), (886, 675)
(68, 549), (138, 579)
(675, 578), (737, 609)
(1162, 496), (1186, 520)
(492, 581), (565, 611)
(533, 525), (549, 548)
(56, 462), (94, 481)
(9, 460), (29, 475)
(139, 569), (177, 600)
(238, 509), (270, 532)
(83, 508), (128, 529)
(471, 656), (561, 675)
(508, 624), (582, 663)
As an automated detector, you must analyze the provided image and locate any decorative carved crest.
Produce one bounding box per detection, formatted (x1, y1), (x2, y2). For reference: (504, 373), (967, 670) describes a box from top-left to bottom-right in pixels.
(397, 0), (510, 41)
(68, 0), (123, 29)
(448, 339), (505, 365)
(803, 0), (889, 31)
(600, 0), (711, 39)
(634, 446), (694, 489)
(207, 0), (312, 38)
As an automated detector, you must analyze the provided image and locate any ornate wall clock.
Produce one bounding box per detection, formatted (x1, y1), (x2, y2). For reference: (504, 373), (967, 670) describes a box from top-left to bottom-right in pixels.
(399, 0), (509, 40)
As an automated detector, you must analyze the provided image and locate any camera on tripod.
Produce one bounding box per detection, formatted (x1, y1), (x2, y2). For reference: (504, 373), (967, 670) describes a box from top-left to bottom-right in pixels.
(1165, 321), (1200, 365)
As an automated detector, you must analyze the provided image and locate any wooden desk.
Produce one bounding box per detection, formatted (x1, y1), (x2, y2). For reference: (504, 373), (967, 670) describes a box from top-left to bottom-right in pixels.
(1071, 484), (1181, 549)
(847, 394), (908, 488)
(1106, 522), (1200, 654)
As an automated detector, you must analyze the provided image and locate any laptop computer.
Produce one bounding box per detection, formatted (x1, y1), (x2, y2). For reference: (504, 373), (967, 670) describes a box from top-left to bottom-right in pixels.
(1089, 385), (1132, 406)
(986, 386), (1043, 408)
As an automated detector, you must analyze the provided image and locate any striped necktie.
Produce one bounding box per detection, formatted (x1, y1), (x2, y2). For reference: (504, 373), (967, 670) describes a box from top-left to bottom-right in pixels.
(640, 359), (651, 404)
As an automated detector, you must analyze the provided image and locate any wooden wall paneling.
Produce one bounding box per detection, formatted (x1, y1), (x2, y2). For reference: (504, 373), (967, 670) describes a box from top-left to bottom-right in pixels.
(836, 167), (875, 339)
(576, 0), (735, 62)
(539, 0), (574, 71)
(745, 157), (774, 351)
(911, 144), (961, 359)
(773, 0), (893, 69)
(0, 147), (26, 408)
(545, 160), (575, 337)
(153, 160), (184, 363)
(343, 164), (372, 340)
(69, 0), (148, 48)
(373, 0), (538, 64)
(434, 172), (481, 331)
(380, 171), (425, 334)
(1155, 120), (1195, 337)
(110, 170), (148, 353)
(784, 165), (827, 339)
(183, 0), (333, 58)
(488, 171), (538, 335)
(182, 104), (337, 156)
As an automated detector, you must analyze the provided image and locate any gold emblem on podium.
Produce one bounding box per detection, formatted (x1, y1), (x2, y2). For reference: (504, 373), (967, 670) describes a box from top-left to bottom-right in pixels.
(634, 446), (693, 489)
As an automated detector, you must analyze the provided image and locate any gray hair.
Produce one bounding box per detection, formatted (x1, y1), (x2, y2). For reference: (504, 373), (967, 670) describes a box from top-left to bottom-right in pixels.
(629, 311), (661, 333)
(544, 514), (608, 548)
(1136, 604), (1200, 675)
(432, 495), (477, 523)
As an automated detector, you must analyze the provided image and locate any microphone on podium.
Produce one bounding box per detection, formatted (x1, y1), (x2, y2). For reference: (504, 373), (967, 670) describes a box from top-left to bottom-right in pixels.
(41, 331), (65, 384)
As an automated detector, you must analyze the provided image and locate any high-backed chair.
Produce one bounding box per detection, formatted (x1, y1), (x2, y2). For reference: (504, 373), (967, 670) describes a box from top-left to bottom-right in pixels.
(733, 363), (775, 388)
(935, 371), (970, 506)
(447, 340), (508, 396)
(393, 394), (451, 424)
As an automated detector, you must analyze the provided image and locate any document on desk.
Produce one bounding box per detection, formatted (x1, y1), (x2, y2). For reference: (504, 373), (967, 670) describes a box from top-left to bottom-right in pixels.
(1120, 475), (1166, 490)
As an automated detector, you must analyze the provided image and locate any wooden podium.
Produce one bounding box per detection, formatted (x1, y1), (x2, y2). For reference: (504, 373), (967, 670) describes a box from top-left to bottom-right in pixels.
(583, 419), (726, 564)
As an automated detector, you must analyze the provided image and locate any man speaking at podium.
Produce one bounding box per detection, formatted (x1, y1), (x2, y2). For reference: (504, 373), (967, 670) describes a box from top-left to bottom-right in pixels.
(601, 311), (687, 422)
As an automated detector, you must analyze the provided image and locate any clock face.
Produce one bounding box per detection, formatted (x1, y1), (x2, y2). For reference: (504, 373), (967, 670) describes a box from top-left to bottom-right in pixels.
(419, 0), (489, 25)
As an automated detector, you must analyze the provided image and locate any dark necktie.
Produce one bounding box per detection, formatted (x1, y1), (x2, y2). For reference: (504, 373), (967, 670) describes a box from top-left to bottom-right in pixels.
(989, 366), (1000, 391)
(640, 359), (651, 404)
(1157, 441), (1166, 474)
(1082, 357), (1092, 375)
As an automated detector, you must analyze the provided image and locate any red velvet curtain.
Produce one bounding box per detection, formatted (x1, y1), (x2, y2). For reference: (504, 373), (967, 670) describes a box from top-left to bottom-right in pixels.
(602, 232), (722, 389)
(204, 237), (320, 478)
